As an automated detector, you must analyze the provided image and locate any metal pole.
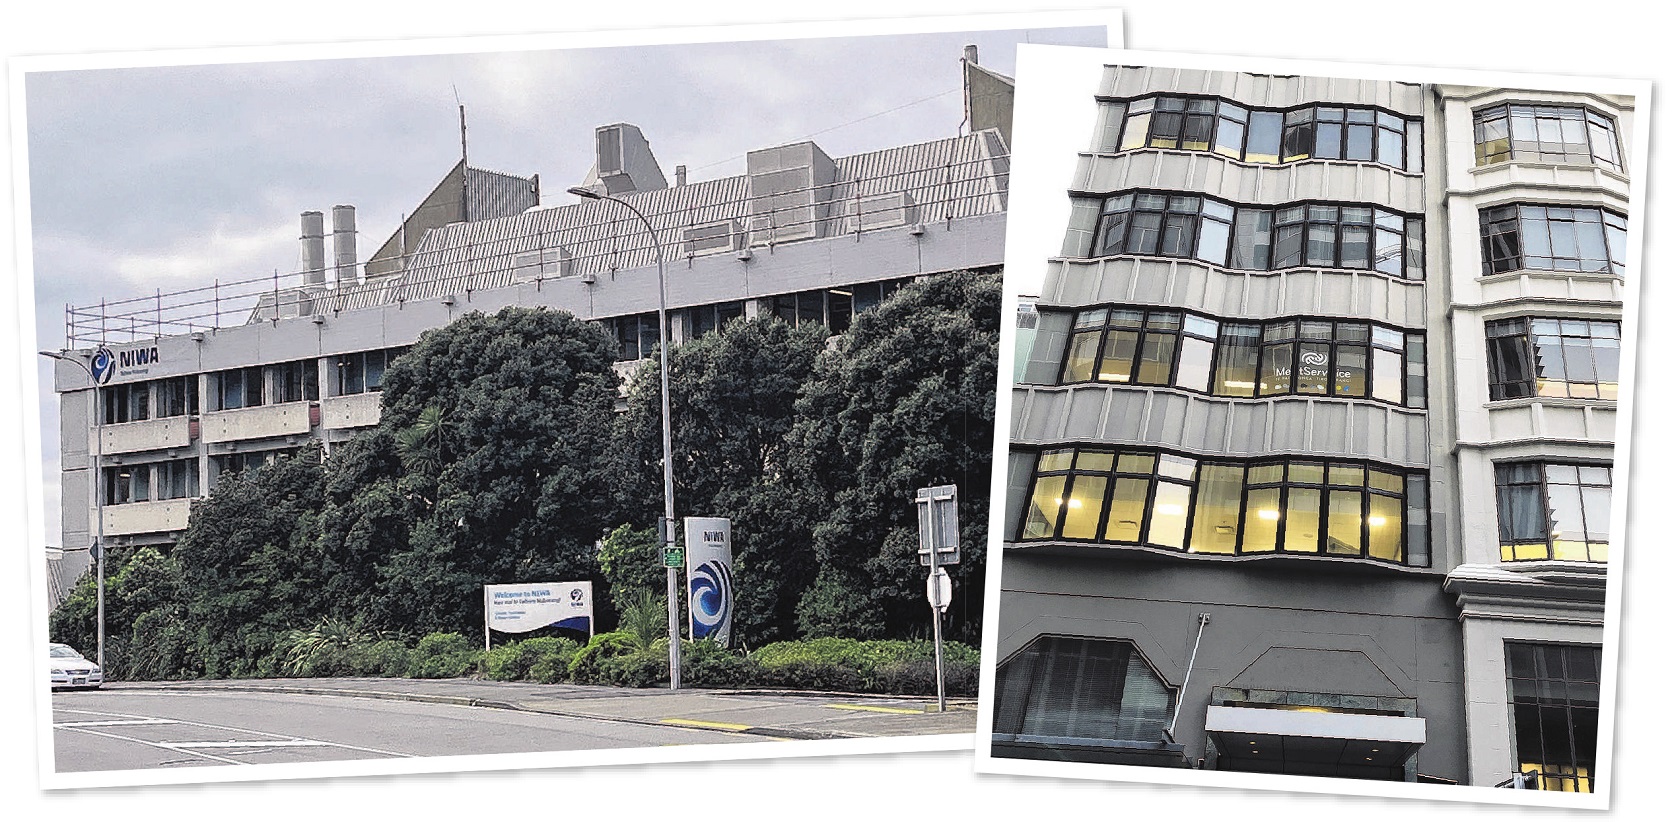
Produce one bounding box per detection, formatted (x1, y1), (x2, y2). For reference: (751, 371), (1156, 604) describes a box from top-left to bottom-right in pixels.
(567, 187), (680, 690)
(928, 502), (946, 713)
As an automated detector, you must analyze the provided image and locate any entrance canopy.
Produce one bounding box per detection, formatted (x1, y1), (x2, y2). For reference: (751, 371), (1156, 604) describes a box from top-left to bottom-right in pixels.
(1206, 705), (1426, 779)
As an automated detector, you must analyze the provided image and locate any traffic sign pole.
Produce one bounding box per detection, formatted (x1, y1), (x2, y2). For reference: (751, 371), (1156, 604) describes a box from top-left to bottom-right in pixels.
(917, 484), (957, 713)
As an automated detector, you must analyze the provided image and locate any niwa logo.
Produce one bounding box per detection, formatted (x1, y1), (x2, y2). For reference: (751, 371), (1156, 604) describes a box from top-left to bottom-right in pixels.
(90, 348), (117, 385)
(92, 345), (161, 384)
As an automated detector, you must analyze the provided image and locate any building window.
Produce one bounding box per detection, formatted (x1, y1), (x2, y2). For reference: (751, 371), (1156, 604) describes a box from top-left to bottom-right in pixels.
(101, 381), (150, 425)
(156, 458), (199, 500)
(1093, 191), (1424, 280)
(273, 359), (319, 404)
(992, 635), (1175, 744)
(1018, 447), (1427, 565)
(685, 302), (746, 340)
(1484, 318), (1619, 401)
(212, 366), (264, 411)
(1058, 307), (1426, 408)
(101, 465), (148, 506)
(1506, 642), (1601, 792)
(156, 376), (198, 418)
(1495, 462), (1611, 562)
(1100, 96), (1422, 172)
(333, 348), (407, 396)
(1479, 204), (1627, 276)
(604, 313), (663, 362)
(769, 279), (911, 334)
(1475, 104), (1623, 172)
(212, 448), (301, 480)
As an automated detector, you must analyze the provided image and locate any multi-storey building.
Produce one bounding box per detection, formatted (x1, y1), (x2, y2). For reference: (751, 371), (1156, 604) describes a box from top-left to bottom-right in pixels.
(989, 63), (1633, 792)
(46, 52), (1014, 560)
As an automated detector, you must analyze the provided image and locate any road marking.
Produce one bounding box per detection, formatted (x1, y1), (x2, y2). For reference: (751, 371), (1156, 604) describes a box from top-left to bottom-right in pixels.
(55, 719), (178, 727)
(165, 740), (337, 748)
(822, 703), (923, 714)
(659, 717), (753, 732)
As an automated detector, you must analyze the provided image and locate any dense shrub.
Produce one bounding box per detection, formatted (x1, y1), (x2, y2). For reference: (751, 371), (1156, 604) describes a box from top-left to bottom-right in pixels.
(344, 639), (415, 678)
(681, 640), (760, 687)
(751, 637), (979, 693)
(486, 637), (580, 681)
(567, 631), (646, 684)
(410, 632), (482, 679)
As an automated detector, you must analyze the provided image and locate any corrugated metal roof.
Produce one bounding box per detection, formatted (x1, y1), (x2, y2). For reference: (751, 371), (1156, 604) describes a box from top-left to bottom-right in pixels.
(373, 131), (1008, 305)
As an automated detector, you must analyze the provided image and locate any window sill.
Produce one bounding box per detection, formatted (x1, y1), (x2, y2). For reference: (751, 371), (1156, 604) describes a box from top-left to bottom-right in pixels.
(1052, 253), (1426, 285)
(1006, 538), (1436, 574)
(1482, 397), (1616, 411)
(1031, 382), (1429, 415)
(1082, 147), (1422, 178)
(1476, 268), (1623, 286)
(1469, 159), (1628, 184)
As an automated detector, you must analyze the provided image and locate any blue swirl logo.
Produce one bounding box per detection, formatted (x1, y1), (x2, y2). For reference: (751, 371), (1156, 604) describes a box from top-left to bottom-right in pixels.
(688, 560), (733, 644)
(90, 347), (117, 385)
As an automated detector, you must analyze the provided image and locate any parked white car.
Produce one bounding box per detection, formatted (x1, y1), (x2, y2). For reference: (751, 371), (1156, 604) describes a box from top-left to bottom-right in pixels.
(49, 643), (103, 690)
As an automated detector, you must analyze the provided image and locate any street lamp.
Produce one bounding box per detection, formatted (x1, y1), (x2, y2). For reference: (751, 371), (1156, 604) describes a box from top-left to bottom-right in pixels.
(40, 349), (106, 671)
(567, 185), (682, 690)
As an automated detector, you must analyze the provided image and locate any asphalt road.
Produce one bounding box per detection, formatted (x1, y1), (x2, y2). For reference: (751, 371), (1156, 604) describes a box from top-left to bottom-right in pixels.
(52, 687), (754, 772)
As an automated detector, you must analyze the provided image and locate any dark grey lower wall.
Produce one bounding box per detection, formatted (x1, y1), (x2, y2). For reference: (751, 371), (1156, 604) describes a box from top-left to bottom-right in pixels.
(994, 548), (1466, 783)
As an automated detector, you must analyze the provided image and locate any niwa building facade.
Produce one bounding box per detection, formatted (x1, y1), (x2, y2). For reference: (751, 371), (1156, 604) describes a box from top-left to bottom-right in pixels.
(992, 64), (1632, 791)
(47, 55), (1014, 583)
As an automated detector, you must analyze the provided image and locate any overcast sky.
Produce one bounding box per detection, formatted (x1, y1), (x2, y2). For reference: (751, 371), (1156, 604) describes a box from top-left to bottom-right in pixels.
(21, 23), (1107, 545)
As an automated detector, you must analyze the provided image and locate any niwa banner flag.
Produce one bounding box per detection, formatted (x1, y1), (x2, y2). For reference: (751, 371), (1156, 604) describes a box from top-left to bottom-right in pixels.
(684, 517), (734, 647)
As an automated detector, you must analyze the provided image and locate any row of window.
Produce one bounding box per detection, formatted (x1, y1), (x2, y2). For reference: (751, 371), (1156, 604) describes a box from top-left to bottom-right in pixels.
(1098, 96), (1423, 172)
(1060, 308), (1427, 408)
(1018, 447), (1429, 564)
(1480, 204), (1627, 277)
(1015, 449), (1609, 566)
(102, 459), (199, 506)
(1096, 95), (1623, 180)
(602, 282), (913, 362)
(1084, 191), (1628, 282)
(1486, 318), (1620, 401)
(100, 449), (303, 506)
(992, 635), (1599, 792)
(100, 376), (197, 425)
(1092, 192), (1425, 280)
(1475, 103), (1623, 172)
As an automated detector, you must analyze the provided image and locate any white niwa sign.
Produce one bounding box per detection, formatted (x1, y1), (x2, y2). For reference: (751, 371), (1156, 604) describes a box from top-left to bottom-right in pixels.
(483, 581), (592, 636)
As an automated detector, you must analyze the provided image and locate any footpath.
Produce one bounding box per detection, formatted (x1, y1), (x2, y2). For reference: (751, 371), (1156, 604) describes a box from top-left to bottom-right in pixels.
(113, 677), (979, 741)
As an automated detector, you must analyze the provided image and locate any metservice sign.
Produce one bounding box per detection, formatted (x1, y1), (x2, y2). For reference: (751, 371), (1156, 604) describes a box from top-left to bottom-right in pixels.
(484, 581), (592, 635)
(684, 517), (734, 648)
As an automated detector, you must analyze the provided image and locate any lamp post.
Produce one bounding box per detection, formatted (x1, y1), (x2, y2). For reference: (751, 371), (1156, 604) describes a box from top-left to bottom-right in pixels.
(567, 185), (681, 690)
(40, 349), (105, 670)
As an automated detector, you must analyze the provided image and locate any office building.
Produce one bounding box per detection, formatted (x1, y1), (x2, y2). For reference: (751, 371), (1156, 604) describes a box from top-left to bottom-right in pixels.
(991, 63), (1633, 791)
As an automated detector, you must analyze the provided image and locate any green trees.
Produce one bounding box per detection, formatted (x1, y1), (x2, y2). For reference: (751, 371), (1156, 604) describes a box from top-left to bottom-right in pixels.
(790, 271), (999, 643)
(50, 273), (1001, 680)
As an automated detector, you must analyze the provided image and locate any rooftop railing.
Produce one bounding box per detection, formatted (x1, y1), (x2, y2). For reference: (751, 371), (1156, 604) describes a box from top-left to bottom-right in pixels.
(64, 151), (1008, 349)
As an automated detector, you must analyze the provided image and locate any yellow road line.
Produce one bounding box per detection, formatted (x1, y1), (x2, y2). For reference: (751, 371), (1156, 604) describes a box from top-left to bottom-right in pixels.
(823, 703), (923, 715)
(660, 717), (754, 732)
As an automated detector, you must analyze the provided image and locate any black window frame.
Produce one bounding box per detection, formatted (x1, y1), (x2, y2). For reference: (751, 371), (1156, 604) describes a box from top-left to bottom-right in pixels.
(1016, 446), (1428, 566)
(1091, 189), (1424, 281)
(1495, 461), (1611, 563)
(1100, 94), (1423, 173)
(1479, 203), (1627, 277)
(1057, 306), (1426, 409)
(1505, 641), (1602, 793)
(992, 634), (1178, 746)
(1474, 103), (1624, 172)
(1484, 317), (1620, 401)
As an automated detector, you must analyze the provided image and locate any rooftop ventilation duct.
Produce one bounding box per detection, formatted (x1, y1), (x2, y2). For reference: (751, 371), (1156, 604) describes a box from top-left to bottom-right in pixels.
(331, 205), (358, 284)
(575, 123), (668, 196)
(300, 211), (326, 285)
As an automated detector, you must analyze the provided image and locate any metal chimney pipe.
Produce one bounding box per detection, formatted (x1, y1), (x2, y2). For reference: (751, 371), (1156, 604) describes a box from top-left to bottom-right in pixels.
(331, 205), (357, 283)
(963, 44), (978, 65)
(300, 211), (326, 285)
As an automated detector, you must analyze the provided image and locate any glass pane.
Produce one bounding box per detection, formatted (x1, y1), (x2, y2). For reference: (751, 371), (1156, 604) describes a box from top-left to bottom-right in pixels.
(1260, 342), (1293, 395)
(1136, 333), (1177, 385)
(1326, 490), (1364, 555)
(1368, 493), (1403, 561)
(1189, 464), (1245, 555)
(1176, 336), (1214, 392)
(1156, 454), (1196, 481)
(1297, 342), (1331, 394)
(1076, 451), (1116, 472)
(1213, 324), (1261, 398)
(1038, 450), (1075, 472)
(1021, 476), (1067, 539)
(1104, 477), (1150, 543)
(1335, 344), (1368, 397)
(1372, 347), (1403, 403)
(1099, 329), (1141, 384)
(1284, 487), (1322, 553)
(1148, 482), (1191, 549)
(1061, 476), (1108, 539)
(1061, 331), (1101, 382)
(1246, 111), (1282, 164)
(1117, 453), (1155, 474)
(1243, 487), (1282, 553)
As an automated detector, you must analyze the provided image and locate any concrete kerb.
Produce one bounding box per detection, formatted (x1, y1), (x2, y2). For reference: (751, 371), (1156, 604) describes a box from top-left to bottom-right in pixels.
(109, 681), (974, 741)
